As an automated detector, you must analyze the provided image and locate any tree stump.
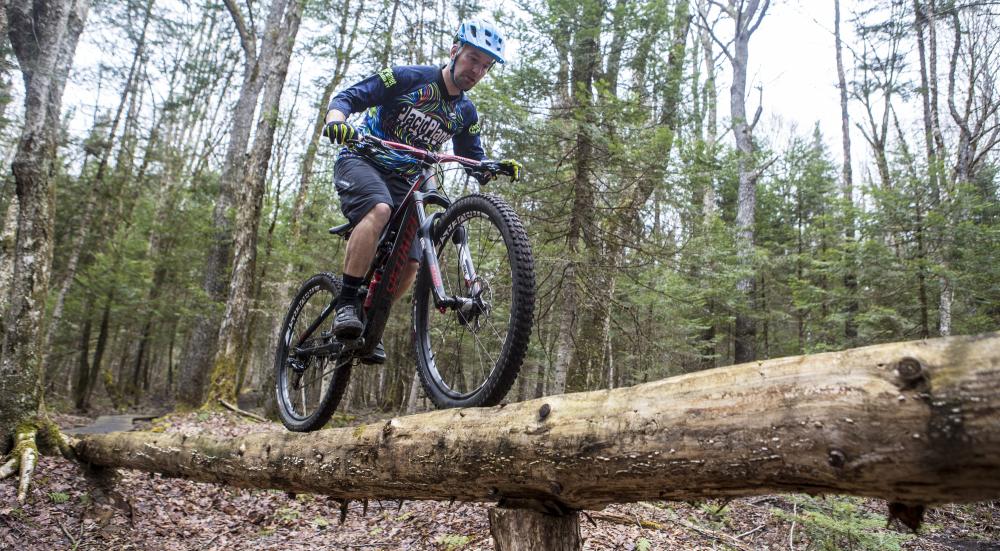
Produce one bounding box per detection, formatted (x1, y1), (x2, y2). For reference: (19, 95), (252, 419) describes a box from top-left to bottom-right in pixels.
(489, 507), (582, 551)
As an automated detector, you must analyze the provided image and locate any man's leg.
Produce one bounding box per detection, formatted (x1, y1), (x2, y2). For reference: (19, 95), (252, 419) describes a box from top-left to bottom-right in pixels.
(332, 156), (395, 339)
(343, 203), (391, 278)
(392, 260), (420, 304)
(333, 202), (392, 339)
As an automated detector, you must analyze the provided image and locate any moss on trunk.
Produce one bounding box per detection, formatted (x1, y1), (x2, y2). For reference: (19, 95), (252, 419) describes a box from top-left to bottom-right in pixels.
(206, 353), (239, 407)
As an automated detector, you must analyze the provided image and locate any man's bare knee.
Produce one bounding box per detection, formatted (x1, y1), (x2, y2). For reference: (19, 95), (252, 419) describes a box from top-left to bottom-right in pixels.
(365, 203), (392, 228)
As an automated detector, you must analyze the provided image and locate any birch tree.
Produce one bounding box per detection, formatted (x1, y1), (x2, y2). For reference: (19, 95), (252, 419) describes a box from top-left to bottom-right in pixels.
(0, 0), (89, 501)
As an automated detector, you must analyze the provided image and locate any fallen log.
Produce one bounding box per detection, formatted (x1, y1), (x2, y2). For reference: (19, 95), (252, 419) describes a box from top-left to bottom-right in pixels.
(74, 332), (1000, 510)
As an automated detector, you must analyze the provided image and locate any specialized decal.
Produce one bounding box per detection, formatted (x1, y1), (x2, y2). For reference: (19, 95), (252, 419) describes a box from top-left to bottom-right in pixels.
(468, 122), (481, 135)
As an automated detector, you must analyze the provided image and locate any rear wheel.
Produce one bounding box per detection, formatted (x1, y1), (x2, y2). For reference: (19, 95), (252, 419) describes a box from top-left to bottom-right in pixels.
(274, 273), (352, 431)
(412, 194), (535, 408)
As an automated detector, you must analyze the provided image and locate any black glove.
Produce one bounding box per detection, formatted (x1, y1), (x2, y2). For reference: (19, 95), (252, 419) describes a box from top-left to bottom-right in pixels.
(323, 121), (358, 144)
(467, 166), (495, 185)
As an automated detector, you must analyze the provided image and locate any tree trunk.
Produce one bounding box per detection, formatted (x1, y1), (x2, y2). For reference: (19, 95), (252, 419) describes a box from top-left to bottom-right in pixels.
(835, 0), (858, 343)
(80, 293), (112, 411)
(551, 0), (603, 395)
(206, 0), (304, 405)
(41, 0), (153, 386)
(76, 332), (1000, 508)
(581, 0), (688, 387)
(377, 0), (400, 67)
(179, 0), (303, 407)
(264, 1), (363, 415)
(696, 0), (719, 369)
(0, 0), (89, 450)
(727, 0), (769, 363)
(72, 297), (94, 411)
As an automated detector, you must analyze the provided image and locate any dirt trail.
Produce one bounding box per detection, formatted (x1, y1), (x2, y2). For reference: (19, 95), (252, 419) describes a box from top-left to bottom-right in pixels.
(64, 414), (159, 435)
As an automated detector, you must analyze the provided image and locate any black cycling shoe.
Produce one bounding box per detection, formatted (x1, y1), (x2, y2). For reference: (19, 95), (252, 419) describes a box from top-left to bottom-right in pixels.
(360, 340), (386, 365)
(332, 304), (363, 339)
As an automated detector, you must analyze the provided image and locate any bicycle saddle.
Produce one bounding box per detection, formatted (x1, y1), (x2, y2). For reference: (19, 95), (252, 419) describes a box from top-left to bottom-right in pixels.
(328, 222), (353, 239)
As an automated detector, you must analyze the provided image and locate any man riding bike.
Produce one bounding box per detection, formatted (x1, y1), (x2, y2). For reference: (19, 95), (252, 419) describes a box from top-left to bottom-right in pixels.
(323, 19), (521, 365)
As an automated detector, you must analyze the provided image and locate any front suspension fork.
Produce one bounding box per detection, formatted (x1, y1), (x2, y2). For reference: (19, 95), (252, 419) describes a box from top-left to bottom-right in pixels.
(414, 191), (479, 311)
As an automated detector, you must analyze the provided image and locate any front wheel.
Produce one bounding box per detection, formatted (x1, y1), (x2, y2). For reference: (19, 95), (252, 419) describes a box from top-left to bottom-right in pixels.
(412, 194), (535, 408)
(274, 273), (352, 431)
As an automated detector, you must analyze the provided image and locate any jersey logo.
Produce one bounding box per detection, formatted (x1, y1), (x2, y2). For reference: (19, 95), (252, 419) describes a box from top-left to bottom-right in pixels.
(377, 68), (396, 88)
(468, 122), (481, 135)
(397, 105), (449, 148)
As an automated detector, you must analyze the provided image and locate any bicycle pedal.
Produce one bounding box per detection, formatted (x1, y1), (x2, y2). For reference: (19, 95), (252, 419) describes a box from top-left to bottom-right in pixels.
(338, 336), (365, 352)
(286, 357), (307, 373)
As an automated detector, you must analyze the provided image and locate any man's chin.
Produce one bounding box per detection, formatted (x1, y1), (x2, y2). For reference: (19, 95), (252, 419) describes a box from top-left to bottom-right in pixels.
(457, 76), (477, 91)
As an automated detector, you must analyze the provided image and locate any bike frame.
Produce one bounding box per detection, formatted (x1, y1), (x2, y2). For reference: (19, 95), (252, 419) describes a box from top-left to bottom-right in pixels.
(294, 136), (487, 361)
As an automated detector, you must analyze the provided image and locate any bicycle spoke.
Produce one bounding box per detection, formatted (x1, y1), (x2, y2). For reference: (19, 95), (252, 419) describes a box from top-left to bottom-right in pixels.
(295, 360), (337, 392)
(468, 323), (499, 373)
(484, 315), (508, 347)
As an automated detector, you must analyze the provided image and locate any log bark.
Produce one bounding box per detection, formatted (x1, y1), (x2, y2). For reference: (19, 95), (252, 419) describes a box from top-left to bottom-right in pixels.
(489, 507), (581, 551)
(75, 332), (1000, 508)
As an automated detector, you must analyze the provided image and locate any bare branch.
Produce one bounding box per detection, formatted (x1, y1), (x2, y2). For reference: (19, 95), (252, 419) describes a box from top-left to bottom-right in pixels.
(747, 0), (771, 36)
(751, 154), (778, 181)
(749, 85), (763, 131)
(223, 0), (256, 63)
(707, 0), (736, 18)
(696, 3), (734, 62)
(948, 9), (970, 134)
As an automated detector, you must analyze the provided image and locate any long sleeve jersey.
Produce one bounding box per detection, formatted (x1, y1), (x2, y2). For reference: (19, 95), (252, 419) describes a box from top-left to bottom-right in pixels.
(328, 65), (486, 179)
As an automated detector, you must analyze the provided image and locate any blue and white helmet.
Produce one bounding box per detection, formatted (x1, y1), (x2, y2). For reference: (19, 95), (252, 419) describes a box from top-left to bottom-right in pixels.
(455, 19), (506, 64)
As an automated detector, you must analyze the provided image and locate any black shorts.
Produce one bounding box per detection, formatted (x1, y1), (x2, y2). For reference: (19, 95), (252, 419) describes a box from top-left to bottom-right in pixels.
(334, 154), (421, 261)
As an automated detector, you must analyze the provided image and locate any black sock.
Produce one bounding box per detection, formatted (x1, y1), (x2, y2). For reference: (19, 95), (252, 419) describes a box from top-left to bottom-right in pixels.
(339, 274), (365, 307)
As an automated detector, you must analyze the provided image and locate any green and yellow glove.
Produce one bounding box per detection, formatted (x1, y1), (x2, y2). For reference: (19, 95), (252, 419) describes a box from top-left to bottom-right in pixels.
(323, 121), (358, 144)
(497, 159), (523, 181)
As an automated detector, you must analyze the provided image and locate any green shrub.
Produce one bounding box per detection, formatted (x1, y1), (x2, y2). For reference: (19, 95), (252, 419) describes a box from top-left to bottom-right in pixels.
(772, 496), (914, 551)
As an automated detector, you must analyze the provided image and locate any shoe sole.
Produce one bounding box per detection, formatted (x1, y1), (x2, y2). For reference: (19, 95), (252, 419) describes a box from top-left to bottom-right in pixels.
(332, 321), (363, 339)
(360, 355), (386, 365)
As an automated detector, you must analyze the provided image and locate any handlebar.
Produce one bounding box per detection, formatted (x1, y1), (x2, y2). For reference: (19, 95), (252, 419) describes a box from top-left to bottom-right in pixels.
(346, 134), (519, 180)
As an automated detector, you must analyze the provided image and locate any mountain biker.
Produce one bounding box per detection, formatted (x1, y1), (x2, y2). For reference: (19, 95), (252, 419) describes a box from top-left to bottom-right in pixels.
(323, 19), (521, 365)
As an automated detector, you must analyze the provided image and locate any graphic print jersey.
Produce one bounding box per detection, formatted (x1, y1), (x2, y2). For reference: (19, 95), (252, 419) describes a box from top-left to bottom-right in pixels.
(328, 65), (486, 178)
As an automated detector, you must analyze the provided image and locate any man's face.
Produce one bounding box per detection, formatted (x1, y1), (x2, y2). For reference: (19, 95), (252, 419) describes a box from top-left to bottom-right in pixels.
(450, 45), (495, 91)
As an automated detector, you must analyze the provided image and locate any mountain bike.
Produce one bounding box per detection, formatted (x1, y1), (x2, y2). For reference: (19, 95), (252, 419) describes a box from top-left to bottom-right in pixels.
(274, 134), (535, 432)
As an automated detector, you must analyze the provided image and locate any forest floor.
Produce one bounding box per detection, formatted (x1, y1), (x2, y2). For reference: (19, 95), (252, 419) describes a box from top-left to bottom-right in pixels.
(2, 410), (998, 551)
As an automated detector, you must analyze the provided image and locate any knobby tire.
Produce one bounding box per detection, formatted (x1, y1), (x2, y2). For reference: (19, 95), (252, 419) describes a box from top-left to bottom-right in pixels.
(412, 193), (535, 408)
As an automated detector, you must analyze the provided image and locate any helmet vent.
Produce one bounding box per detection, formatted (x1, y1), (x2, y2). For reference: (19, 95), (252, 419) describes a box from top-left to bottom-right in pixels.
(454, 19), (506, 64)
